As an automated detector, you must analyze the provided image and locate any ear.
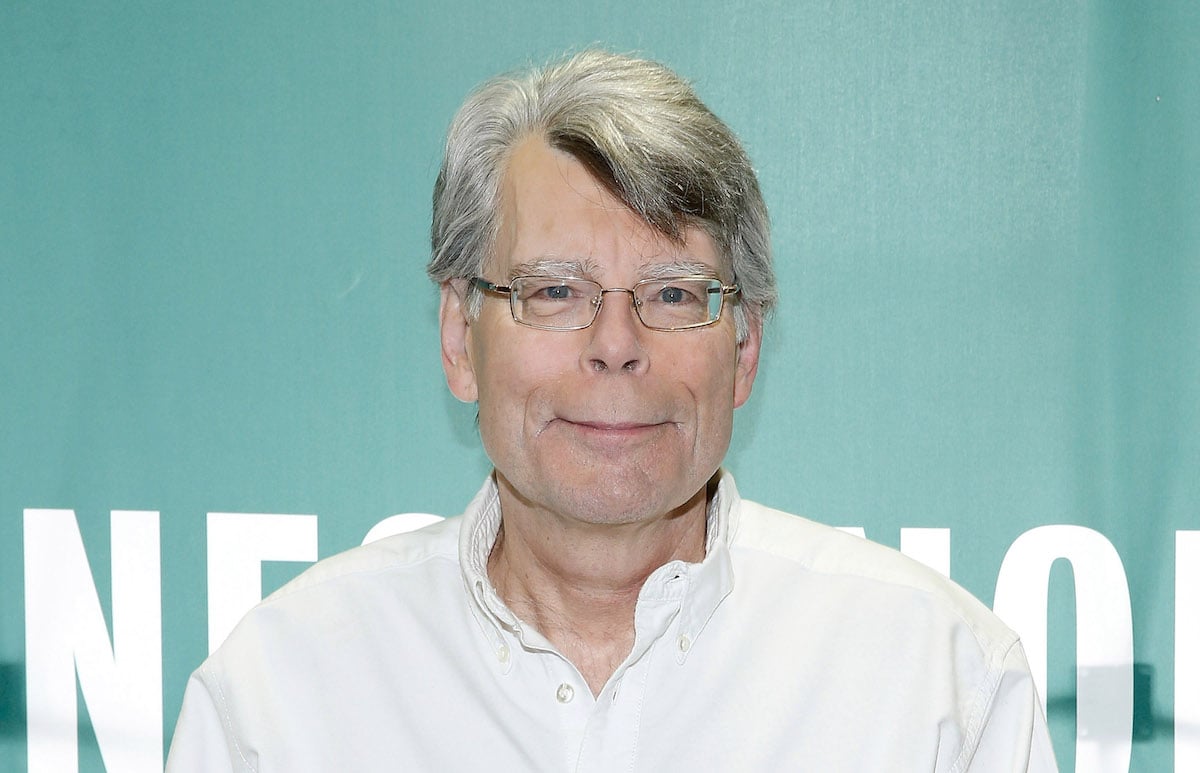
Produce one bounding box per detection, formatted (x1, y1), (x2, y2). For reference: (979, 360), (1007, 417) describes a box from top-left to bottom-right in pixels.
(732, 316), (762, 409)
(440, 281), (478, 403)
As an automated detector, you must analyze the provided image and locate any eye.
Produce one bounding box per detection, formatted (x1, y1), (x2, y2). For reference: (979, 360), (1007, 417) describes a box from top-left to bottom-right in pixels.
(541, 284), (573, 300)
(516, 279), (583, 302)
(657, 284), (699, 304)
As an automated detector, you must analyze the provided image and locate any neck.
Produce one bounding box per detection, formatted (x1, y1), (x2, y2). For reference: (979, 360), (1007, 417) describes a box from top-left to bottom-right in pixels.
(487, 475), (709, 695)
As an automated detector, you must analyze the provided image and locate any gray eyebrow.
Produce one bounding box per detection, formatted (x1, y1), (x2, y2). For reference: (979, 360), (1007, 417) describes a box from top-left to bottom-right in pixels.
(507, 257), (721, 283)
(509, 258), (602, 280)
(637, 260), (720, 281)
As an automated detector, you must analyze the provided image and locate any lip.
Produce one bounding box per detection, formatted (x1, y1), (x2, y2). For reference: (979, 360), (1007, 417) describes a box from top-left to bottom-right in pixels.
(555, 418), (669, 438)
(568, 420), (660, 431)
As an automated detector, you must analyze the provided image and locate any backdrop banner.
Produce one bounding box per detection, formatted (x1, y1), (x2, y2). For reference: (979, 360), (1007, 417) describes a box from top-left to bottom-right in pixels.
(2, 2), (1197, 771)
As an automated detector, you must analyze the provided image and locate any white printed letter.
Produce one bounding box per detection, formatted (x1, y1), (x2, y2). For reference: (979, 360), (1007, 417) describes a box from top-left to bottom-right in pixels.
(24, 509), (162, 773)
(900, 527), (951, 577)
(362, 513), (444, 545)
(993, 524), (1132, 773)
(206, 513), (317, 653)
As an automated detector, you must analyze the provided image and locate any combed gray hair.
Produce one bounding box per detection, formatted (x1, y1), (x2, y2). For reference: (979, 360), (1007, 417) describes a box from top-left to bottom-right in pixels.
(427, 49), (776, 340)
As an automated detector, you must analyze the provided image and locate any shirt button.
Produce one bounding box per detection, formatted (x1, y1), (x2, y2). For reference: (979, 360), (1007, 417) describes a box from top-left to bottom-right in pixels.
(556, 683), (575, 704)
(677, 635), (692, 653)
(497, 643), (510, 663)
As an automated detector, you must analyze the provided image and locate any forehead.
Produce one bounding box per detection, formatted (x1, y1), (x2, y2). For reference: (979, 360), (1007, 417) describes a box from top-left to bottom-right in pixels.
(493, 137), (722, 279)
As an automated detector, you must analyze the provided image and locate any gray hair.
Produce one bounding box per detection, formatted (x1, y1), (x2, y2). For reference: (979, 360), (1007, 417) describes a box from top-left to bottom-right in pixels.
(427, 49), (776, 339)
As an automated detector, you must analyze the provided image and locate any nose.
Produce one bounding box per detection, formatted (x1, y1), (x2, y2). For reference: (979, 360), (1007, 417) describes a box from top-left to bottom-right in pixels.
(581, 289), (647, 374)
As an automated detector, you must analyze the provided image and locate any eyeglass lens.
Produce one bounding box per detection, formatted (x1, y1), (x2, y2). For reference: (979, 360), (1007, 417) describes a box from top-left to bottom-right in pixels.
(510, 277), (725, 330)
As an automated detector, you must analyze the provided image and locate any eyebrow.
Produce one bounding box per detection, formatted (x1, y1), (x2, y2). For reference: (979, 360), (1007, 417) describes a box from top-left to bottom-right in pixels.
(637, 260), (721, 280)
(509, 258), (602, 279)
(507, 257), (722, 282)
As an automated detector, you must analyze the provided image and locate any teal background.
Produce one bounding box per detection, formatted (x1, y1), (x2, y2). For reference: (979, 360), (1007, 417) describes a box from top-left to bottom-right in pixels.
(2, 1), (1197, 770)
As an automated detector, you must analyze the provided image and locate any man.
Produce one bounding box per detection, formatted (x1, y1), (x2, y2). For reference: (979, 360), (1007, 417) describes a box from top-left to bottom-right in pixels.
(167, 50), (1057, 771)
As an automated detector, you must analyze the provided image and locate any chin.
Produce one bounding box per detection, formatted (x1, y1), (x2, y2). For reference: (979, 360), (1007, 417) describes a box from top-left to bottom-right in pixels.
(549, 469), (700, 525)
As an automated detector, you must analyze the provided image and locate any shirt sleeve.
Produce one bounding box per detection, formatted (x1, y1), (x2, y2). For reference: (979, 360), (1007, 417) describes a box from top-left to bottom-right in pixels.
(164, 673), (242, 773)
(962, 641), (1060, 773)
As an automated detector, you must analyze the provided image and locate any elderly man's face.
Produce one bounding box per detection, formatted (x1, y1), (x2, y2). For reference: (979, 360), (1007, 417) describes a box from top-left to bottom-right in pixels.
(440, 137), (760, 525)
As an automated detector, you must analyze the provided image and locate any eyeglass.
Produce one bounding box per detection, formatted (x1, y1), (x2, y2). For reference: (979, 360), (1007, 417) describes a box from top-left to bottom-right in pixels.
(469, 275), (740, 331)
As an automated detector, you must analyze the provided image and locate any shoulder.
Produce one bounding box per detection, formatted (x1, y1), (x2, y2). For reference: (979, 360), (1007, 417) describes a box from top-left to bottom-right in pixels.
(177, 517), (475, 768)
(205, 516), (465, 666)
(730, 499), (1016, 653)
(717, 497), (1046, 771)
(262, 515), (462, 605)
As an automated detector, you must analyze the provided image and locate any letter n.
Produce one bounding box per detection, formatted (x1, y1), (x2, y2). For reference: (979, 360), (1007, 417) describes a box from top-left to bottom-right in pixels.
(24, 509), (162, 773)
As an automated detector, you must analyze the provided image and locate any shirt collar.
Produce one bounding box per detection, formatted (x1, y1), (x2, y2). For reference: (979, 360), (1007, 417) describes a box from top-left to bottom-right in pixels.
(458, 471), (741, 657)
(673, 470), (737, 660)
(458, 478), (516, 649)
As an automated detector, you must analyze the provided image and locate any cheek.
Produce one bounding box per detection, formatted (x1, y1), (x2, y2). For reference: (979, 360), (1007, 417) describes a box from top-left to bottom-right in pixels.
(472, 333), (570, 432)
(473, 369), (532, 471)
(671, 343), (739, 406)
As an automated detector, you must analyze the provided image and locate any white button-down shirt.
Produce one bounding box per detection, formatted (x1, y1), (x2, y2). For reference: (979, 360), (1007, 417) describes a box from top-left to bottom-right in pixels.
(166, 473), (1057, 772)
